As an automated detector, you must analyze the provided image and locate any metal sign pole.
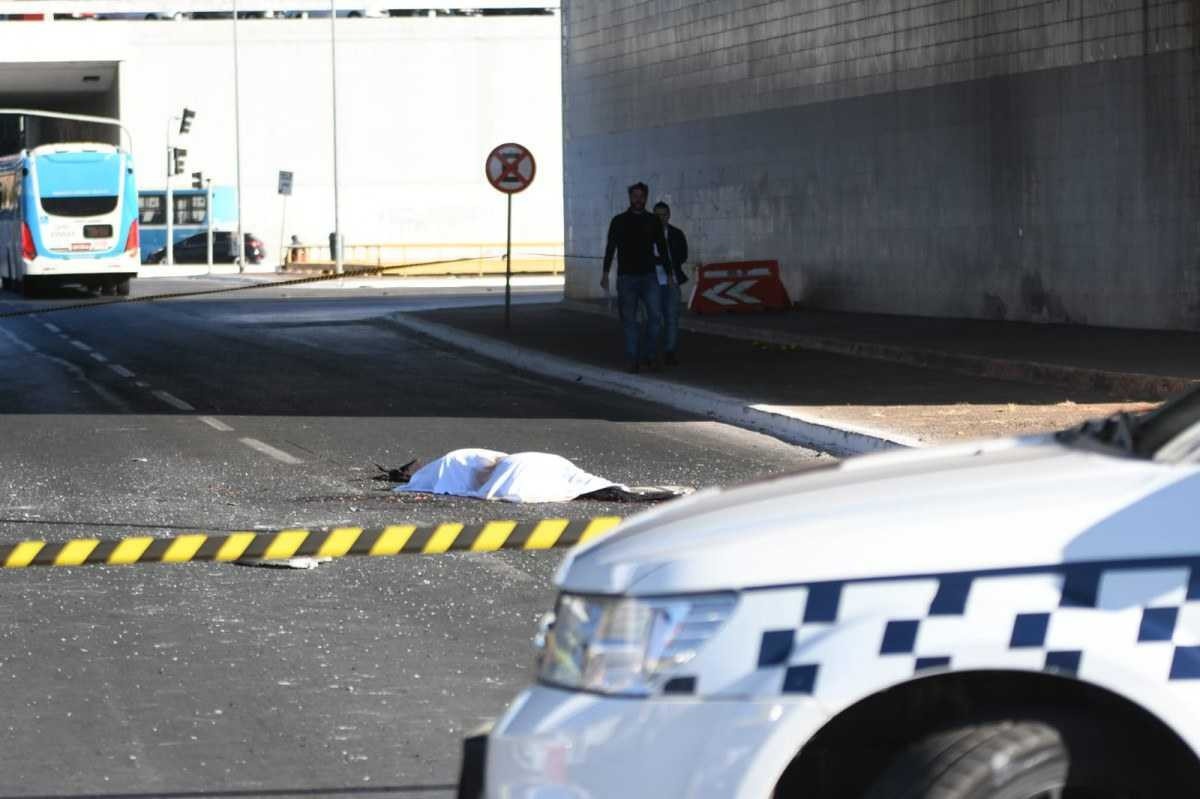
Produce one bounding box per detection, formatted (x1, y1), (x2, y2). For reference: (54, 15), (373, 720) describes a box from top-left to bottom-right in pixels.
(205, 178), (214, 274)
(276, 171), (293, 270)
(505, 192), (512, 330)
(278, 193), (288, 272)
(485, 142), (535, 331)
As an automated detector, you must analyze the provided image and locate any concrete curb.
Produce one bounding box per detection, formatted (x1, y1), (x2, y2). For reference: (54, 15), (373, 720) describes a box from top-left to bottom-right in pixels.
(385, 312), (921, 457)
(561, 300), (1194, 401)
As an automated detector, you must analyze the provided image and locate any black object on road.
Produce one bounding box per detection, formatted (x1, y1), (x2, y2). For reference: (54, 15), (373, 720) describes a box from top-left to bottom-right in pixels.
(372, 459), (421, 483)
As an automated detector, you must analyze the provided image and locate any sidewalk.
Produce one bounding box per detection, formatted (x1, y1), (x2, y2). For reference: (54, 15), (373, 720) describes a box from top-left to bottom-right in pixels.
(389, 302), (1164, 454)
(564, 299), (1197, 401)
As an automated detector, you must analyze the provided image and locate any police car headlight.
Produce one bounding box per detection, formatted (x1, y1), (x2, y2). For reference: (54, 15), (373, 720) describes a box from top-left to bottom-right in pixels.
(536, 592), (736, 696)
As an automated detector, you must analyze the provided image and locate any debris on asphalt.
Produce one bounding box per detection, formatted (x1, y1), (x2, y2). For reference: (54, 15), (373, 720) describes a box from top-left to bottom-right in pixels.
(234, 556), (332, 570)
(371, 459), (421, 483)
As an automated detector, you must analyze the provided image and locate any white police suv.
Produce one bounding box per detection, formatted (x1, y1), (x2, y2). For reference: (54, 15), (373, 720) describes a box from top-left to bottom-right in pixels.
(459, 390), (1200, 798)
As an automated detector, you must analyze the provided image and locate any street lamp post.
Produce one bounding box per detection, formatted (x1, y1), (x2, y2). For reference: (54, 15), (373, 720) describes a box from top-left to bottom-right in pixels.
(330, 0), (343, 275)
(232, 0), (246, 274)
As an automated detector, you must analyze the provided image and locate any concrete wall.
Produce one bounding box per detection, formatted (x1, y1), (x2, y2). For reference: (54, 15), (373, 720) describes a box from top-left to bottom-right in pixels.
(1, 15), (563, 256)
(562, 0), (1200, 331)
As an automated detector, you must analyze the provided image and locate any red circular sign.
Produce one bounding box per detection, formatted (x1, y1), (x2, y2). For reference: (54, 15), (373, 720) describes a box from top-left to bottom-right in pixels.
(485, 143), (536, 194)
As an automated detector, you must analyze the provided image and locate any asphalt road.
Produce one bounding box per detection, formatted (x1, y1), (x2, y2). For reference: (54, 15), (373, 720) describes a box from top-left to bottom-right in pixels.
(0, 276), (824, 798)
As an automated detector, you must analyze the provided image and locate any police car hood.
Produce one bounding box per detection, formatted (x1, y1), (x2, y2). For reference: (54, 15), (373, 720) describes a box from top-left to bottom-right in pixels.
(557, 436), (1196, 595)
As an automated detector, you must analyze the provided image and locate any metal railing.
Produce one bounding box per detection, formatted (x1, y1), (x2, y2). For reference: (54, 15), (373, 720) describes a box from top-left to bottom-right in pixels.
(280, 240), (565, 275)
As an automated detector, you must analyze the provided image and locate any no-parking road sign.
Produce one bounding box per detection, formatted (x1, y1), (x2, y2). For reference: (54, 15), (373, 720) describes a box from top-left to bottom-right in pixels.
(486, 143), (536, 194)
(486, 143), (536, 330)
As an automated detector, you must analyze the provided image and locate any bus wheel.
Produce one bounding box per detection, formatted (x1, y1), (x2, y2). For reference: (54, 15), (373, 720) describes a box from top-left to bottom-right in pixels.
(100, 282), (116, 296)
(20, 278), (38, 298)
(115, 279), (131, 297)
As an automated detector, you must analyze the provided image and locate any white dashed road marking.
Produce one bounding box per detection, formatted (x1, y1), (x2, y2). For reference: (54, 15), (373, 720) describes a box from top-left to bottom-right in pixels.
(21, 320), (288, 461)
(0, 326), (130, 412)
(152, 390), (195, 411)
(239, 438), (303, 464)
(0, 326), (36, 353)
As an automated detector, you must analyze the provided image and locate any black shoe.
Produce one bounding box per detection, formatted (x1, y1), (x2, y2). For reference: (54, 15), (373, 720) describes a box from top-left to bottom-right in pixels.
(628, 361), (640, 374)
(664, 352), (679, 366)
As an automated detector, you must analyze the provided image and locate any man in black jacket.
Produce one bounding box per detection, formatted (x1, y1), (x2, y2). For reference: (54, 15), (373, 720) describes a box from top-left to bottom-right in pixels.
(602, 182), (668, 372)
(647, 201), (689, 365)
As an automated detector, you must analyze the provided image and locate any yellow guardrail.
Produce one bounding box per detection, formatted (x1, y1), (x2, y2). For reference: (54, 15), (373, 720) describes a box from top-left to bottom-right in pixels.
(283, 241), (565, 276)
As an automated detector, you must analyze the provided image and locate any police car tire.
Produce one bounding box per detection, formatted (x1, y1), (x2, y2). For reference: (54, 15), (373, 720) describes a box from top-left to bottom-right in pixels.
(863, 721), (1068, 799)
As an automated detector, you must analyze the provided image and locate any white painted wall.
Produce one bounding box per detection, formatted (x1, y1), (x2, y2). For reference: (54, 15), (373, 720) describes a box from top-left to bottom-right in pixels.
(2, 16), (563, 256)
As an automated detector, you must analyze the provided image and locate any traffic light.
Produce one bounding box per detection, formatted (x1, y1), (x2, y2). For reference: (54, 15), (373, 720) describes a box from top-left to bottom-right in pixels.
(179, 108), (196, 135)
(172, 147), (187, 175)
(191, 171), (204, 189)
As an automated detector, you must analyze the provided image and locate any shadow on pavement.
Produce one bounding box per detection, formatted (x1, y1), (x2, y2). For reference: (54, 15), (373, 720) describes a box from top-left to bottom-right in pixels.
(415, 304), (1153, 408)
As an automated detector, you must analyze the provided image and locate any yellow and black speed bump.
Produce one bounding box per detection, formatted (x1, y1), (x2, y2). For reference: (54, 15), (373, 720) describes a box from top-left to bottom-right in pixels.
(0, 516), (624, 569)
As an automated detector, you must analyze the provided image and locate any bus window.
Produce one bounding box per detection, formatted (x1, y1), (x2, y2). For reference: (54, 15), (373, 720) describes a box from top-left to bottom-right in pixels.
(174, 193), (207, 225)
(41, 196), (119, 217)
(139, 193), (165, 225)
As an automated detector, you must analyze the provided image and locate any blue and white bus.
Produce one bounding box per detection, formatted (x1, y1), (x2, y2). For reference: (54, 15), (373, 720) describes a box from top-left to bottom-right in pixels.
(137, 186), (236, 263)
(0, 142), (139, 296)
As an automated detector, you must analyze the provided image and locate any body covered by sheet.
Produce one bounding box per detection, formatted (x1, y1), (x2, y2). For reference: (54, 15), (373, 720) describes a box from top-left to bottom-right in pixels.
(396, 449), (618, 503)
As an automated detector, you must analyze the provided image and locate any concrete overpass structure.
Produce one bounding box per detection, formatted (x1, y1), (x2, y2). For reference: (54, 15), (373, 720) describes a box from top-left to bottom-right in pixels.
(0, 5), (563, 256)
(561, 1), (1200, 331)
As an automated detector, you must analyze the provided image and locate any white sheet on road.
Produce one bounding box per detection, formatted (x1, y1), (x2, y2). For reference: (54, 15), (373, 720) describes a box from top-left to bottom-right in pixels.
(395, 448), (618, 503)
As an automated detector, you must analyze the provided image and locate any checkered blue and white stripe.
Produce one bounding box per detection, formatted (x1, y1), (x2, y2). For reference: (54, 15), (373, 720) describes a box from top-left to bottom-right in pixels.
(672, 558), (1200, 708)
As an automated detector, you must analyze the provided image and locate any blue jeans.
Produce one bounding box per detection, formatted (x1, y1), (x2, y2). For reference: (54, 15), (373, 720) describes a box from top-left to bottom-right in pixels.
(641, 281), (681, 355)
(617, 273), (662, 363)
(648, 281), (686, 352)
